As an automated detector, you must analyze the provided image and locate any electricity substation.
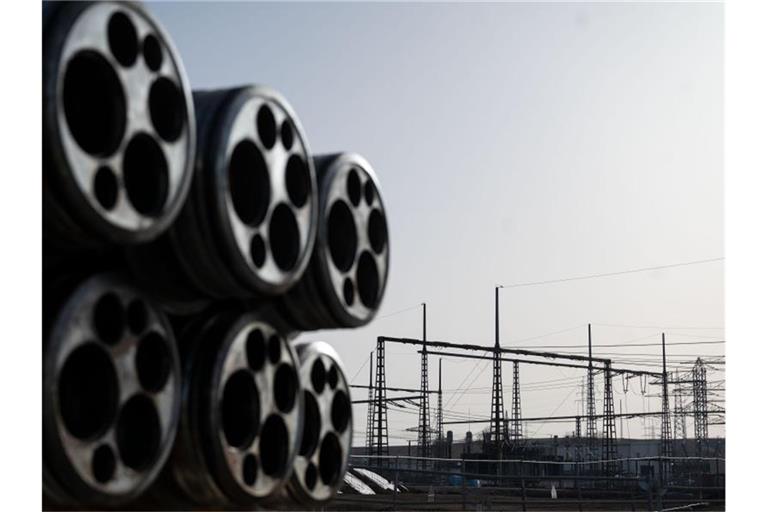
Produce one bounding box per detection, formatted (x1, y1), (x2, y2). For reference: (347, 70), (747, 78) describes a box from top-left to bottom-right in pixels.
(339, 301), (725, 511)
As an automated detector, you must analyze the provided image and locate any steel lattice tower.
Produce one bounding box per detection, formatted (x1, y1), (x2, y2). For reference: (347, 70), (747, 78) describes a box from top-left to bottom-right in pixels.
(693, 358), (709, 455)
(372, 337), (389, 458)
(490, 287), (505, 456)
(490, 348), (505, 453)
(417, 304), (431, 461)
(673, 370), (687, 442)
(503, 410), (509, 440)
(601, 361), (618, 476)
(510, 361), (522, 446)
(659, 334), (673, 483)
(575, 416), (583, 462)
(586, 325), (597, 460)
(436, 359), (444, 455)
(366, 351), (374, 455)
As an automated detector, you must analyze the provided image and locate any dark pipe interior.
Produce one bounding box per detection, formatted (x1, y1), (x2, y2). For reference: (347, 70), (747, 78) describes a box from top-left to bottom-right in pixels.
(62, 50), (126, 157)
(259, 414), (289, 477)
(135, 332), (172, 393)
(220, 369), (260, 449)
(123, 133), (170, 217)
(327, 200), (357, 273)
(269, 203), (300, 271)
(116, 394), (161, 471)
(58, 342), (119, 440)
(356, 251), (380, 309)
(228, 140), (270, 226)
(273, 364), (297, 413)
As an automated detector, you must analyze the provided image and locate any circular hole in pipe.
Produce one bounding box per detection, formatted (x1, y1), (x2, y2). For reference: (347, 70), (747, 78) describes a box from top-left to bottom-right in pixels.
(58, 343), (119, 440)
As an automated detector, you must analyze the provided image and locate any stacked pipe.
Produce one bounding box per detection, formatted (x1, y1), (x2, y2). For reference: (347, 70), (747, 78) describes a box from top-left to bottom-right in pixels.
(280, 154), (390, 330)
(285, 342), (353, 505)
(43, 1), (390, 509)
(126, 86), (318, 313)
(43, 1), (195, 252)
(43, 274), (181, 508)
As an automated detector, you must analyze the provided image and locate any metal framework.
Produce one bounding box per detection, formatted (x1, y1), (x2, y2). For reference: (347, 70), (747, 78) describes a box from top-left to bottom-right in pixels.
(490, 287), (505, 456)
(372, 338), (389, 458)
(693, 358), (709, 455)
(373, 333), (715, 477)
(510, 361), (522, 446)
(490, 347), (505, 454)
(417, 304), (431, 461)
(660, 334), (673, 482)
(366, 351), (374, 454)
(442, 410), (681, 426)
(602, 361), (618, 475)
(436, 359), (444, 446)
(586, 325), (598, 460)
(672, 369), (687, 443)
(575, 415), (582, 462)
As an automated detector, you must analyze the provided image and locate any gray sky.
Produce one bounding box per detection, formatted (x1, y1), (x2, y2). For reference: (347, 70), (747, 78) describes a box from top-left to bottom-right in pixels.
(149, 1), (724, 445)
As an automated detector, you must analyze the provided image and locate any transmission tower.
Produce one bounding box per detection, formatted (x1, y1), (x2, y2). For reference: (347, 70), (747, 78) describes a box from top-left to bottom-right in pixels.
(490, 287), (505, 456)
(435, 358), (444, 456)
(586, 324), (597, 460)
(692, 358), (709, 455)
(575, 416), (582, 462)
(372, 337), (389, 459)
(366, 351), (374, 455)
(672, 369), (687, 443)
(601, 361), (617, 476)
(418, 303), (431, 462)
(660, 333), (672, 483)
(510, 361), (522, 446)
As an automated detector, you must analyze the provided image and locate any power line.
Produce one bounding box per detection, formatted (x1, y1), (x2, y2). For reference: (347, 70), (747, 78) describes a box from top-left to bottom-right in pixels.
(594, 323), (724, 330)
(349, 354), (370, 383)
(504, 324), (586, 344)
(447, 359), (492, 409)
(498, 257), (723, 289)
(374, 303), (423, 320)
(509, 340), (725, 350)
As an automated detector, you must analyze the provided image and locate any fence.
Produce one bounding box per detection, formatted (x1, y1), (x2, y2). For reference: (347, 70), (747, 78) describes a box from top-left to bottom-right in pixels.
(338, 454), (725, 511)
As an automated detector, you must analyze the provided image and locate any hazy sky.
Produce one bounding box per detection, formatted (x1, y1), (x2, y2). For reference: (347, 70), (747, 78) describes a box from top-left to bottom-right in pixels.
(149, 2), (724, 445)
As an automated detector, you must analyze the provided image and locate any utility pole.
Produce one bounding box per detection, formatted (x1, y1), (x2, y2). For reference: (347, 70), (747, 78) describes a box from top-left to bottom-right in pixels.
(418, 303), (431, 464)
(586, 324), (597, 462)
(490, 286), (505, 458)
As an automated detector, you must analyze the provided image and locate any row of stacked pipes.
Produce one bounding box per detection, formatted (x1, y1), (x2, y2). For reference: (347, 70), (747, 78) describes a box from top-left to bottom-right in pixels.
(43, 2), (390, 508)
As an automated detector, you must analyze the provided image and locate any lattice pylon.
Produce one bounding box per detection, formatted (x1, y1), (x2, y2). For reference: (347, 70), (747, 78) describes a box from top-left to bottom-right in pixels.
(510, 361), (522, 446)
(673, 370), (687, 444)
(575, 416), (583, 462)
(418, 344), (431, 462)
(436, 359), (444, 440)
(366, 351), (374, 455)
(602, 362), (618, 476)
(660, 334), (672, 483)
(693, 358), (709, 455)
(490, 348), (505, 456)
(373, 338), (389, 460)
(586, 325), (597, 461)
